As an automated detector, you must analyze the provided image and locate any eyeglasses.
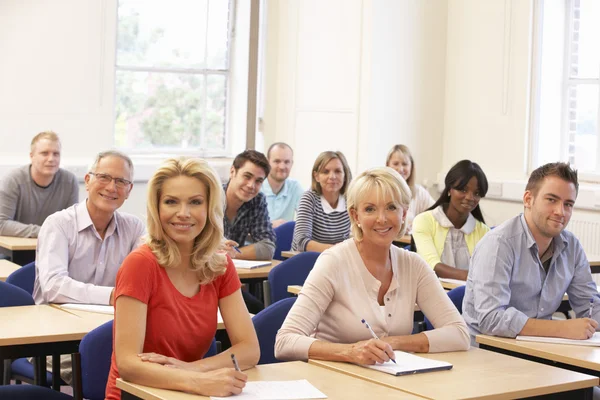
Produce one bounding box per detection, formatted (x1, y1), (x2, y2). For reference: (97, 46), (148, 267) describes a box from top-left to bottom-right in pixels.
(88, 172), (132, 189)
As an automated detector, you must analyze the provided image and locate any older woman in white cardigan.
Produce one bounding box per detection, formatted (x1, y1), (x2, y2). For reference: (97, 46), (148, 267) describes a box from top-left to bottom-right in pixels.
(275, 167), (469, 364)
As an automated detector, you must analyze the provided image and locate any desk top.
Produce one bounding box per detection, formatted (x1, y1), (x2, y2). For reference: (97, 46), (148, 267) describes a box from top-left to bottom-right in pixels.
(0, 305), (110, 346)
(309, 347), (598, 400)
(288, 285), (302, 295)
(0, 259), (21, 281)
(116, 361), (423, 400)
(0, 236), (37, 251)
(477, 334), (600, 372)
(396, 235), (411, 245)
(236, 260), (281, 279)
(281, 250), (300, 259)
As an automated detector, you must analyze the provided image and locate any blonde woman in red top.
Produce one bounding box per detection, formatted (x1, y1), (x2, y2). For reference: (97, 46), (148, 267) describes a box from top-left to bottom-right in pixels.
(105, 158), (259, 399)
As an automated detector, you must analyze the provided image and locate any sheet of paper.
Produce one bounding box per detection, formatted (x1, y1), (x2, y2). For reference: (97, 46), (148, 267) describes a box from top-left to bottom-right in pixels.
(211, 380), (326, 400)
(517, 332), (600, 347)
(60, 304), (114, 315)
(233, 260), (271, 269)
(438, 278), (466, 286)
(363, 351), (452, 376)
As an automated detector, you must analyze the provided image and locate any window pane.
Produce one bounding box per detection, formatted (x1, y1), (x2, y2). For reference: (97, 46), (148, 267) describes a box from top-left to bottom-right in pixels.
(115, 70), (226, 150)
(117, 0), (229, 69)
(569, 84), (599, 172)
(569, 0), (600, 79)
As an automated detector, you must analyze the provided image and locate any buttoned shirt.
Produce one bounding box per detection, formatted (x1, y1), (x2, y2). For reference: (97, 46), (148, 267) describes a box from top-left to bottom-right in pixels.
(261, 178), (304, 221)
(223, 183), (276, 260)
(463, 214), (600, 338)
(33, 200), (145, 305)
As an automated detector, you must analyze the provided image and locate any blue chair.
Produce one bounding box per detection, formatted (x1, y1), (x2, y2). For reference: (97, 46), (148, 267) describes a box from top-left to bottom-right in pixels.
(424, 285), (466, 331)
(6, 261), (36, 295)
(0, 281), (34, 307)
(273, 221), (295, 261)
(72, 320), (113, 400)
(0, 385), (72, 399)
(205, 338), (218, 358)
(268, 251), (319, 303)
(252, 297), (296, 365)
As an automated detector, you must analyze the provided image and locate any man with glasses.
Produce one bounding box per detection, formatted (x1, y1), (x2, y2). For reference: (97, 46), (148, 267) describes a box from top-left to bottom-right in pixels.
(0, 131), (78, 238)
(31, 150), (145, 384)
(33, 150), (145, 306)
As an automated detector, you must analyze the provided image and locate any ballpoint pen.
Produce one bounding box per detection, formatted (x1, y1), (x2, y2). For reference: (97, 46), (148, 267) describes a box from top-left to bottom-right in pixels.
(361, 318), (396, 364)
(231, 353), (241, 371)
(234, 247), (242, 254)
(589, 299), (594, 318)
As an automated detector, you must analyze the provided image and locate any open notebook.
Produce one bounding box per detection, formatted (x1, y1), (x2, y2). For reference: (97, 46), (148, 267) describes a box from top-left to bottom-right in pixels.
(517, 332), (600, 347)
(233, 260), (271, 269)
(60, 304), (114, 315)
(362, 351), (452, 376)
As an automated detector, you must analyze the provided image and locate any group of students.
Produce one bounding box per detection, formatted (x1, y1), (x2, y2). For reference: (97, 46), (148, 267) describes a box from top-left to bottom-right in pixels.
(1, 131), (600, 399)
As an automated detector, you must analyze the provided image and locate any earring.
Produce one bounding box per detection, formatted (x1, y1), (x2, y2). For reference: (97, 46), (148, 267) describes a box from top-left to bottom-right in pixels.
(357, 223), (361, 228)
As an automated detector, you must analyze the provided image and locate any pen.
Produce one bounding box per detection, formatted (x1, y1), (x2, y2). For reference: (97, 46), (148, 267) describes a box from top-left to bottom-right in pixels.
(589, 299), (594, 318)
(231, 353), (241, 371)
(361, 318), (396, 364)
(234, 247), (242, 254)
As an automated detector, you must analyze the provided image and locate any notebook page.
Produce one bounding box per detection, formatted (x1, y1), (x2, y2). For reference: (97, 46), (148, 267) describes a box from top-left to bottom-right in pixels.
(233, 260), (271, 269)
(60, 304), (114, 315)
(211, 380), (327, 400)
(363, 351), (452, 376)
(438, 278), (466, 286)
(517, 332), (600, 347)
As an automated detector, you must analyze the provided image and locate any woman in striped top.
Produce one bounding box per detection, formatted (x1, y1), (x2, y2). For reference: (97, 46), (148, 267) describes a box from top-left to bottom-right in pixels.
(292, 151), (352, 252)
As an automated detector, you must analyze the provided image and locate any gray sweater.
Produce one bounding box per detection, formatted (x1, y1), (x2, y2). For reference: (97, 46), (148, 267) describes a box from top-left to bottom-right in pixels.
(0, 165), (79, 237)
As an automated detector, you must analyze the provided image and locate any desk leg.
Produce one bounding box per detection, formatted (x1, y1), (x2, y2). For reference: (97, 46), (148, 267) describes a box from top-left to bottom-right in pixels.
(33, 356), (47, 387)
(72, 353), (83, 400)
(1, 359), (6, 385)
(51, 354), (60, 391)
(262, 280), (271, 307)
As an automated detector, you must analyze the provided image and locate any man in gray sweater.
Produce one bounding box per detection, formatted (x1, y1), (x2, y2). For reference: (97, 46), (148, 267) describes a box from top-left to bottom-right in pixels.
(0, 131), (78, 238)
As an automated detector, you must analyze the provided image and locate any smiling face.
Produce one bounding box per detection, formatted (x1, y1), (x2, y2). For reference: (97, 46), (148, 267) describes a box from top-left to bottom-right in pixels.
(159, 175), (208, 252)
(268, 145), (293, 183)
(228, 161), (266, 203)
(351, 189), (406, 248)
(448, 176), (481, 217)
(30, 138), (61, 180)
(85, 155), (133, 217)
(387, 151), (412, 182)
(314, 158), (345, 197)
(524, 176), (576, 239)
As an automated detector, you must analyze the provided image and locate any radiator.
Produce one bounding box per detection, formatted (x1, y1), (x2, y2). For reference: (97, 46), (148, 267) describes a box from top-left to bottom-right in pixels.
(567, 219), (600, 285)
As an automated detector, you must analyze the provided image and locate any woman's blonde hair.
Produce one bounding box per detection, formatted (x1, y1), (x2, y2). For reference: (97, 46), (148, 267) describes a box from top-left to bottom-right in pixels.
(385, 144), (415, 192)
(311, 151), (352, 195)
(146, 157), (227, 284)
(346, 167), (412, 241)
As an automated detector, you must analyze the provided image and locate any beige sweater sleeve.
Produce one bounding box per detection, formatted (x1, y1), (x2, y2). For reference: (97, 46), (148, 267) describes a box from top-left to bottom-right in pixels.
(415, 259), (470, 352)
(274, 253), (338, 361)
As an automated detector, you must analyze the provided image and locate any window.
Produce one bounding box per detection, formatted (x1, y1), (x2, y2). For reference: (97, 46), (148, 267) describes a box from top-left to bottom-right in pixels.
(531, 0), (600, 177)
(114, 0), (233, 155)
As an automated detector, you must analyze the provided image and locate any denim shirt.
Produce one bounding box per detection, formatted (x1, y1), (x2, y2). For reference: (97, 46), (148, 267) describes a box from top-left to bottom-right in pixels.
(463, 213), (600, 338)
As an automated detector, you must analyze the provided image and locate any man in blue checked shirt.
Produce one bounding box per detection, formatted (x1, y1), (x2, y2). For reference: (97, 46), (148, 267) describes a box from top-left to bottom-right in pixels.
(222, 150), (276, 261)
(464, 162), (600, 341)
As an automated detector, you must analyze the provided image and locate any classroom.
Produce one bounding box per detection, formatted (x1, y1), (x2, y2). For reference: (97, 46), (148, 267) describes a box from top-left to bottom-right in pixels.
(1, 0), (600, 399)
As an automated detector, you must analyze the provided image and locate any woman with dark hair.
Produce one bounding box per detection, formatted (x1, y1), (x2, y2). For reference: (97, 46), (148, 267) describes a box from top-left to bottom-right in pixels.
(412, 160), (490, 281)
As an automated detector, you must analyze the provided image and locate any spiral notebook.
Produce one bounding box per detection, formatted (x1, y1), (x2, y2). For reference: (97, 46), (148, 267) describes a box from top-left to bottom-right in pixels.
(363, 351), (453, 376)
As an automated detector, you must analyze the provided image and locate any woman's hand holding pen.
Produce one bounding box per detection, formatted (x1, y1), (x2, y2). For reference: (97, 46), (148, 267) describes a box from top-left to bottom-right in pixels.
(345, 338), (395, 365)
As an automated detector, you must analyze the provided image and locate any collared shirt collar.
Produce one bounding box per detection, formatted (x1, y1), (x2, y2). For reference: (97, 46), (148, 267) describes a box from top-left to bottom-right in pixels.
(519, 213), (568, 254)
(432, 205), (476, 234)
(321, 195), (346, 214)
(262, 178), (290, 198)
(77, 199), (119, 238)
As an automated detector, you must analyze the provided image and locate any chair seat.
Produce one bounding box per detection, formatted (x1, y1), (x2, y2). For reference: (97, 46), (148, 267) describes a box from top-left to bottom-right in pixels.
(0, 384), (73, 399)
(10, 358), (65, 386)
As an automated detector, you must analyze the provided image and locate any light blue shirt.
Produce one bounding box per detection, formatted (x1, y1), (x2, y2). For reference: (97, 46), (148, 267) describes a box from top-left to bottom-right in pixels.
(463, 213), (600, 338)
(261, 178), (304, 222)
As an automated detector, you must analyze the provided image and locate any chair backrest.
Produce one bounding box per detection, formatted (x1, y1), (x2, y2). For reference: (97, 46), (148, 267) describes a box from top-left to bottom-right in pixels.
(205, 337), (218, 358)
(424, 285), (466, 331)
(252, 297), (296, 365)
(0, 385), (72, 399)
(79, 320), (114, 400)
(273, 221), (296, 261)
(268, 251), (320, 303)
(6, 261), (36, 295)
(0, 281), (35, 307)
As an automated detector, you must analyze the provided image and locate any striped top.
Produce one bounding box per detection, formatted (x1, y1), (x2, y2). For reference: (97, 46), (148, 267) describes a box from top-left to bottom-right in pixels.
(291, 190), (351, 251)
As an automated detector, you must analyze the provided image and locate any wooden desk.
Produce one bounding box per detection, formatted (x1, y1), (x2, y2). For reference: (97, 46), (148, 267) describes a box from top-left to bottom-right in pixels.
(288, 285), (302, 295)
(236, 260), (281, 280)
(281, 250), (299, 259)
(117, 361), (423, 400)
(309, 347), (598, 399)
(0, 236), (37, 265)
(0, 259), (20, 281)
(0, 305), (110, 389)
(397, 235), (411, 245)
(478, 334), (600, 375)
